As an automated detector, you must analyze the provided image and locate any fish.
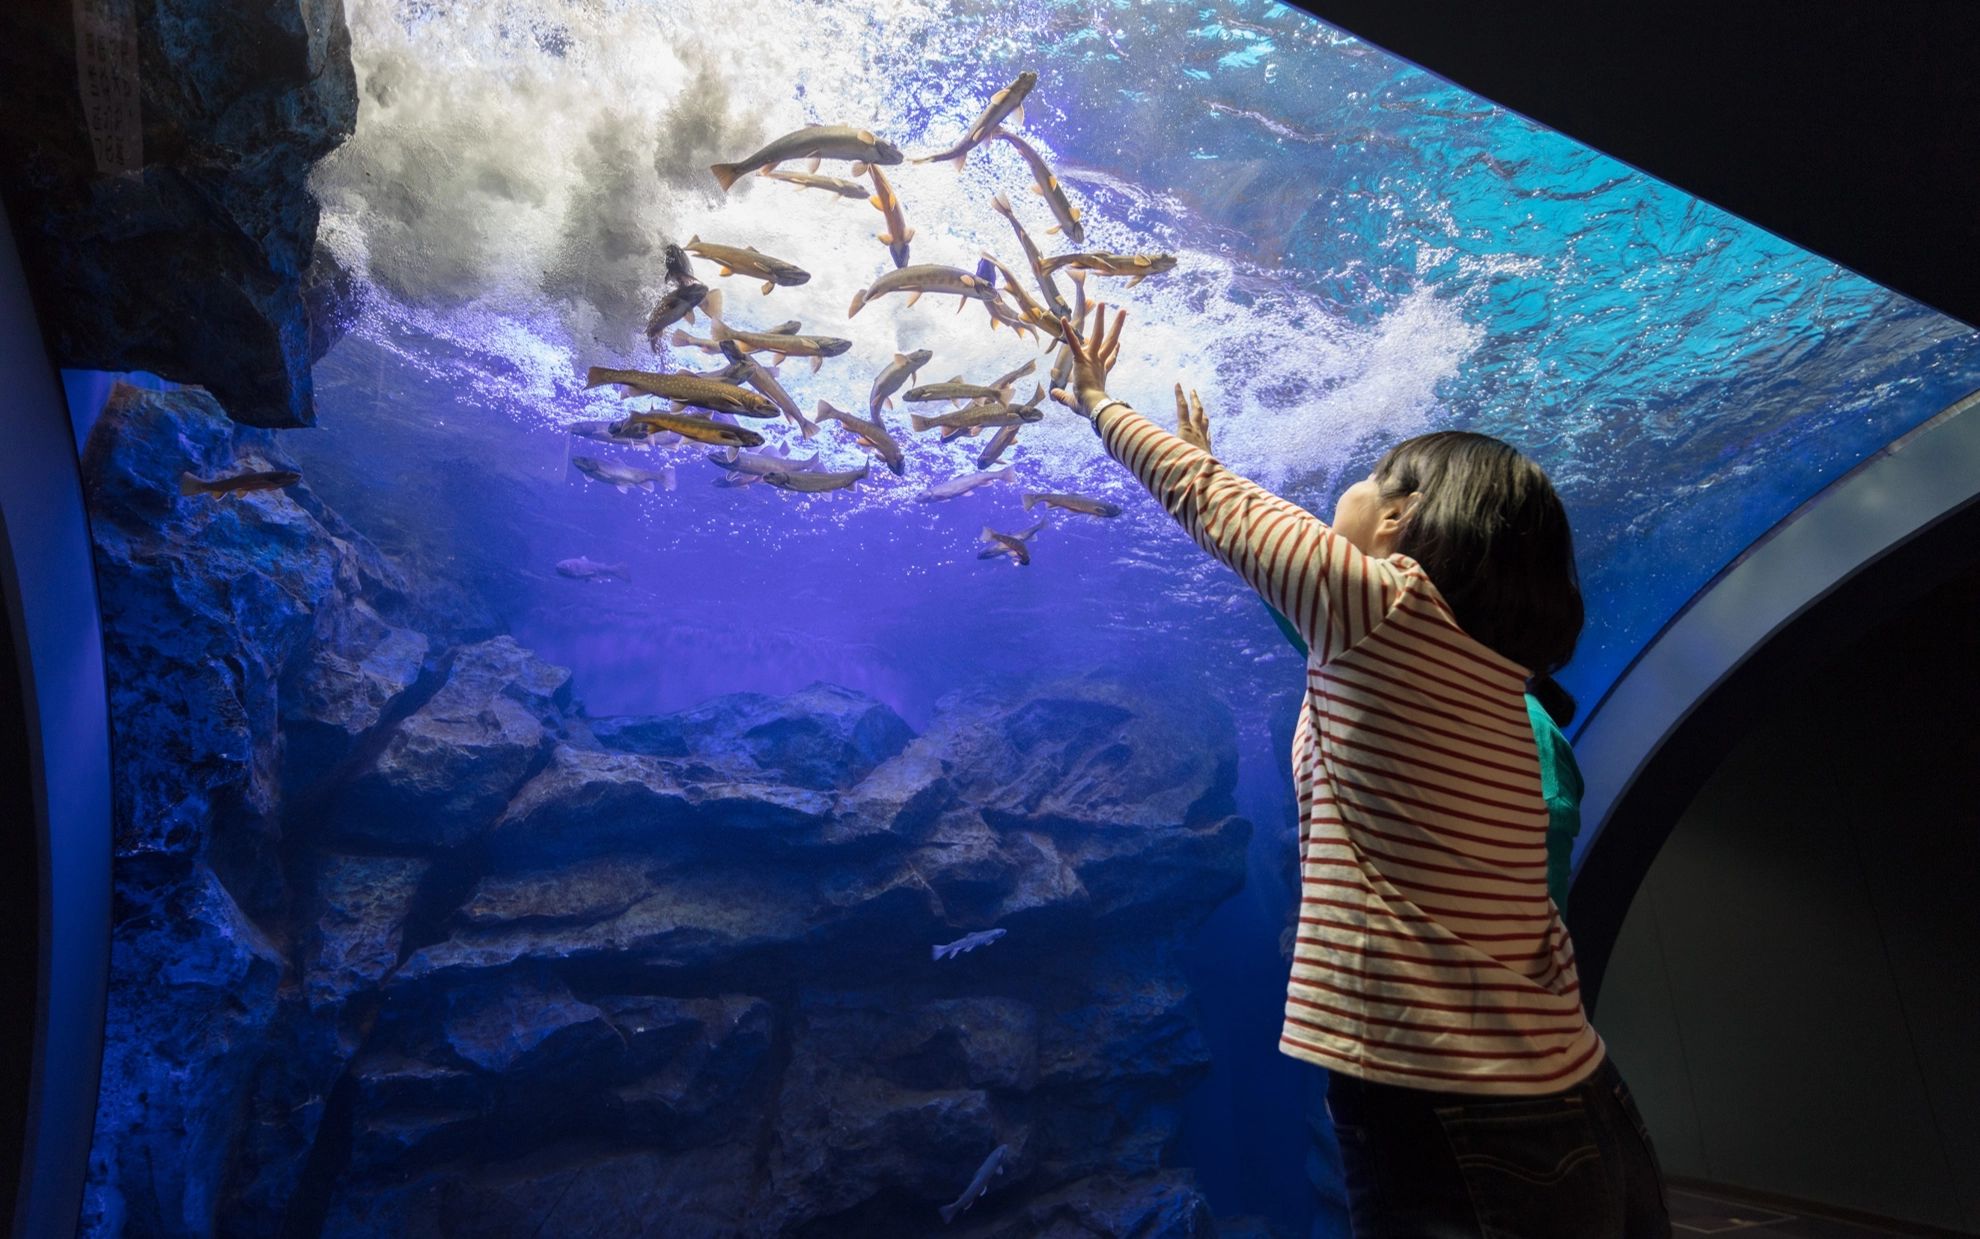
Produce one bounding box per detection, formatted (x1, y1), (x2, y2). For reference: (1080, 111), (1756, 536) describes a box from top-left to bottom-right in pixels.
(1049, 341), (1074, 393)
(939, 1145), (1010, 1224)
(676, 317), (802, 356)
(917, 464), (1015, 502)
(644, 280), (709, 350)
(905, 376), (1017, 405)
(979, 518), (1047, 566)
(992, 128), (1085, 242)
(986, 358), (1039, 392)
(694, 291), (852, 373)
(663, 243), (696, 286)
(572, 456), (679, 493)
(988, 193), (1070, 319)
(866, 163), (914, 269)
(1038, 251), (1179, 288)
(555, 555), (628, 581)
(977, 252), (1061, 338)
(980, 294), (1043, 341)
(847, 265), (997, 318)
(910, 394), (1045, 434)
(941, 384), (1045, 443)
(709, 125), (905, 192)
(916, 70), (1038, 170)
(583, 366), (780, 418)
(932, 927), (1007, 960)
(707, 445), (821, 487)
(1067, 266), (1088, 320)
(178, 468), (300, 499)
(568, 418), (683, 447)
(716, 339), (820, 438)
(763, 463), (869, 493)
(976, 422), (1021, 468)
(869, 348), (934, 416)
(683, 235), (811, 293)
(816, 399), (905, 475)
(1023, 491), (1122, 518)
(612, 411), (764, 447)
(756, 168), (870, 199)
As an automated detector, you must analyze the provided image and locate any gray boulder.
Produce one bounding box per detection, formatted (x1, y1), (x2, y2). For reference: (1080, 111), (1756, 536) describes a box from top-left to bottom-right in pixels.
(590, 681), (913, 790)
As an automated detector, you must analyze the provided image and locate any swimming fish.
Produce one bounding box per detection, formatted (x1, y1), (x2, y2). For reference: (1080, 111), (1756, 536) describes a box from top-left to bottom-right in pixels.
(866, 163), (914, 269)
(613, 411), (764, 447)
(683, 235), (811, 293)
(1049, 341), (1074, 394)
(583, 366), (780, 418)
(663, 243), (697, 286)
(904, 376), (1016, 405)
(847, 265), (996, 318)
(939, 1145), (1010, 1224)
(644, 280), (709, 351)
(675, 318), (802, 355)
(816, 399), (906, 475)
(988, 193), (1070, 319)
(869, 348), (934, 416)
(916, 70), (1037, 170)
(763, 463), (869, 494)
(1023, 491), (1121, 518)
(708, 445), (820, 487)
(695, 291), (853, 372)
(572, 456), (679, 493)
(709, 125), (905, 192)
(910, 394), (1045, 434)
(940, 384), (1045, 444)
(917, 464), (1015, 502)
(1038, 251), (1179, 287)
(555, 555), (628, 581)
(756, 168), (870, 199)
(977, 252), (1062, 338)
(992, 128), (1085, 242)
(178, 469), (300, 499)
(986, 358), (1039, 393)
(975, 423), (1021, 468)
(979, 518), (1047, 566)
(979, 294), (1043, 341)
(569, 418), (683, 447)
(932, 927), (1007, 960)
(716, 339), (821, 438)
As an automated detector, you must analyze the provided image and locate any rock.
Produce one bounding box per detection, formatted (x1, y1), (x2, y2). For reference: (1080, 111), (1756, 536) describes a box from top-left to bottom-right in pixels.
(329, 637), (571, 849)
(590, 681), (914, 790)
(281, 601), (431, 792)
(459, 856), (656, 927)
(969, 1171), (1220, 1238)
(440, 970), (624, 1085)
(0, 0), (357, 427)
(303, 854), (431, 1014)
(601, 995), (775, 1149)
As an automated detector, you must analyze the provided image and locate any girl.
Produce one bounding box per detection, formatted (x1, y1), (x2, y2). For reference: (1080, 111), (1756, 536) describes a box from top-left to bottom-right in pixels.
(1053, 306), (1669, 1238)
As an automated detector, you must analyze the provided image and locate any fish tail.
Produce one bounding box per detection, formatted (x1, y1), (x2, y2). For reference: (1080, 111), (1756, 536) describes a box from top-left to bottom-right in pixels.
(940, 1203), (958, 1225)
(847, 288), (868, 318)
(709, 163), (743, 192)
(1022, 493), (1039, 510)
(991, 192), (1012, 215)
(931, 944), (946, 961)
(909, 413), (933, 432)
(178, 472), (205, 496)
(702, 287), (724, 323)
(584, 367), (614, 389)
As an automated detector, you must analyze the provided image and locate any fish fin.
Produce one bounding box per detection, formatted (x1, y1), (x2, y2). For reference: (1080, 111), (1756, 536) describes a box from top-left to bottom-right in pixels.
(1011, 101), (1025, 126)
(1071, 205), (1082, 218)
(869, 194), (886, 210)
(671, 330), (692, 346)
(982, 526), (998, 541)
(719, 266), (734, 276)
(805, 155), (821, 173)
(904, 291), (921, 307)
(954, 297), (965, 315)
(639, 479), (656, 491)
(762, 280), (775, 294)
(615, 483), (632, 493)
(893, 352), (909, 365)
(909, 413), (933, 432)
(670, 400), (687, 413)
(662, 466), (677, 492)
(810, 355), (822, 374)
(688, 233), (700, 244)
(703, 288), (724, 321)
(709, 163), (741, 192)
(952, 153), (968, 171)
(877, 231), (894, 245)
(683, 306), (696, 324)
(178, 472), (204, 495)
(848, 289), (868, 317)
(1126, 274), (1146, 288)
(992, 192), (1012, 214)
(903, 226), (916, 241)
(851, 160), (869, 176)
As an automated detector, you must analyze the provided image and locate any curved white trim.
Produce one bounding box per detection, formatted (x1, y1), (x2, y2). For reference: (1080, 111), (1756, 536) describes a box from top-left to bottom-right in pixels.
(1572, 388), (1980, 865)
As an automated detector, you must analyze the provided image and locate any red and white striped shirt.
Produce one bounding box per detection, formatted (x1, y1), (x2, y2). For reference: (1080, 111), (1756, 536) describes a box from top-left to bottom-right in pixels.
(1096, 401), (1605, 1096)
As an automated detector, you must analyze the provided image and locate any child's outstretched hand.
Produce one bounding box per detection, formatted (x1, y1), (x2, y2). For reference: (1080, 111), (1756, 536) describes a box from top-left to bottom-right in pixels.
(1051, 300), (1127, 418)
(1174, 384), (1209, 452)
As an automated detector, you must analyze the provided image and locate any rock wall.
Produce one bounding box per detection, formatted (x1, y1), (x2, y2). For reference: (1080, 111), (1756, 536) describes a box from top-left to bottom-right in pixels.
(79, 386), (1266, 1237)
(0, 0), (358, 428)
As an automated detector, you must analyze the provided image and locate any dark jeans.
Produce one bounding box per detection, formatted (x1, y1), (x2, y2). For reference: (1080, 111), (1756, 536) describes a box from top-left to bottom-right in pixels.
(1319, 1054), (1672, 1238)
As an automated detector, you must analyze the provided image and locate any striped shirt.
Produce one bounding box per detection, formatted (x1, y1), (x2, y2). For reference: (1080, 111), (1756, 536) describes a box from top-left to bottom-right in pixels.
(1095, 400), (1605, 1096)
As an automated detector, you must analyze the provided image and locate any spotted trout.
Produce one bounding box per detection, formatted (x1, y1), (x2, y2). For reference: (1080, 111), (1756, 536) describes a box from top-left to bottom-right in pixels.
(989, 193), (1070, 319)
(709, 125), (904, 192)
(993, 128), (1085, 241)
(816, 400), (905, 476)
(916, 71), (1037, 169)
(869, 348), (934, 416)
(683, 235), (811, 293)
(1038, 250), (1178, 287)
(584, 367), (779, 418)
(847, 265), (996, 317)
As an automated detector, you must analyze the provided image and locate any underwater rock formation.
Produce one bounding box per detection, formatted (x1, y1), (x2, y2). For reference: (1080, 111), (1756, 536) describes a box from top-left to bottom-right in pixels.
(0, 0), (357, 427)
(77, 384), (1260, 1237)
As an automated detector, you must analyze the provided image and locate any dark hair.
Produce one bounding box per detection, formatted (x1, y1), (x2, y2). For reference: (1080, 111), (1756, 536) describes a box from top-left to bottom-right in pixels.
(1527, 673), (1578, 729)
(1371, 431), (1584, 686)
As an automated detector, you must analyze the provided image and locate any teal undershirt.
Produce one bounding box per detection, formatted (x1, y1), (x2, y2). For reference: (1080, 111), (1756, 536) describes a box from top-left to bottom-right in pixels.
(1263, 604), (1583, 913)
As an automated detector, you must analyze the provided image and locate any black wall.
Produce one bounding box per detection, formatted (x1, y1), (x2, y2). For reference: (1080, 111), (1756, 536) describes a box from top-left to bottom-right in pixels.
(1596, 564), (1980, 1232)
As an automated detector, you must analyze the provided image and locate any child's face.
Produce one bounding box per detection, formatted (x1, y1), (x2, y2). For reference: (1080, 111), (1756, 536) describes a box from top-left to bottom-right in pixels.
(1332, 472), (1416, 557)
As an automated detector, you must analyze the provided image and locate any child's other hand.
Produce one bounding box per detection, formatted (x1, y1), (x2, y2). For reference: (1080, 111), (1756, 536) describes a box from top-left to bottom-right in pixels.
(1175, 384), (1210, 451)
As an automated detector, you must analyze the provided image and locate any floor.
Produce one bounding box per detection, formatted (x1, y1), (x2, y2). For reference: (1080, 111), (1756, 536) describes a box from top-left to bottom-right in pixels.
(1668, 1182), (1972, 1238)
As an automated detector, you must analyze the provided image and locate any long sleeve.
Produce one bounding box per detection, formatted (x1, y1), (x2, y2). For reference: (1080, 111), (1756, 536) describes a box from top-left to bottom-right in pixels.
(1094, 400), (1406, 662)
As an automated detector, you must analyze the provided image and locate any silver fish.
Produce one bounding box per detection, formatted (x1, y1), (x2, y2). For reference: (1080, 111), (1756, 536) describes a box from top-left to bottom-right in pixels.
(976, 422), (1021, 468)
(676, 317), (801, 355)
(905, 375), (1017, 405)
(583, 366), (780, 418)
(916, 70), (1038, 169)
(817, 399), (906, 476)
(1023, 491), (1121, 518)
(572, 456), (677, 494)
(717, 340), (820, 439)
(977, 252), (1063, 340)
(932, 927), (1007, 960)
(1039, 251), (1179, 288)
(941, 385), (1045, 443)
(869, 348), (934, 416)
(989, 193), (1070, 320)
(645, 280), (709, 350)
(992, 128), (1085, 242)
(555, 555), (628, 581)
(708, 445), (820, 487)
(847, 265), (996, 317)
(764, 463), (869, 494)
(710, 125), (905, 192)
(569, 418), (682, 447)
(979, 518), (1047, 566)
(683, 235), (811, 293)
(940, 1145), (1010, 1224)
(867, 163), (914, 269)
(756, 168), (870, 199)
(917, 464), (1015, 502)
(910, 395), (1044, 434)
